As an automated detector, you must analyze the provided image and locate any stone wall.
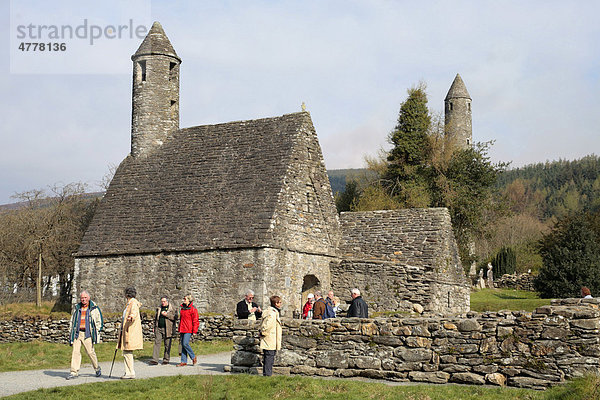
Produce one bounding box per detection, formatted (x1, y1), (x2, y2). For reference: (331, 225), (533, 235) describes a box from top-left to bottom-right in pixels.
(74, 248), (333, 315)
(333, 209), (469, 314)
(231, 298), (600, 389)
(496, 273), (535, 291)
(0, 314), (235, 344)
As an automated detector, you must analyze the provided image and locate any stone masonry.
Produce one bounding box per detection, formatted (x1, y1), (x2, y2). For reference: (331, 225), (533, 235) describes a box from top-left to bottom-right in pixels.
(333, 209), (469, 314)
(231, 298), (600, 390)
(74, 248), (333, 316)
(131, 21), (181, 157)
(444, 73), (472, 149)
(0, 314), (234, 344)
(496, 273), (535, 291)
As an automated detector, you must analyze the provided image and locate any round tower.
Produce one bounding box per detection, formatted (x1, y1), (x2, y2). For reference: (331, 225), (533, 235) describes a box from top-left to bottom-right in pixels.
(444, 74), (472, 150)
(131, 21), (181, 157)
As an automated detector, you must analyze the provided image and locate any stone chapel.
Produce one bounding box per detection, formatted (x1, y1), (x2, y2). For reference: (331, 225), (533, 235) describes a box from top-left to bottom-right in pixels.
(74, 22), (470, 315)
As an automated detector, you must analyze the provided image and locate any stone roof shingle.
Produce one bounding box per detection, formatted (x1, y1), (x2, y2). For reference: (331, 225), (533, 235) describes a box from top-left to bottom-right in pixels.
(77, 112), (314, 256)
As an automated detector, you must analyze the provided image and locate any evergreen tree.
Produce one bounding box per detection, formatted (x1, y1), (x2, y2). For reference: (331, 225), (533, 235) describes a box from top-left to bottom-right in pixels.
(534, 212), (600, 298)
(492, 246), (516, 277)
(335, 180), (360, 212)
(384, 84), (431, 203)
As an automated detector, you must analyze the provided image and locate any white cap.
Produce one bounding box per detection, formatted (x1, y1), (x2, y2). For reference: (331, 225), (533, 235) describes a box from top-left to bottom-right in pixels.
(307, 293), (314, 298)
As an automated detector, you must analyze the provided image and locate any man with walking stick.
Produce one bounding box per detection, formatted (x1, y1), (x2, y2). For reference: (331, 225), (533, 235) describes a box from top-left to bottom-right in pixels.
(66, 291), (104, 380)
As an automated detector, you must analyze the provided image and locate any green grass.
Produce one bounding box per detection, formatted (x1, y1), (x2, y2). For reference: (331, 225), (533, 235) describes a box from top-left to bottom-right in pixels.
(2, 373), (546, 400)
(0, 301), (71, 320)
(0, 339), (233, 373)
(8, 373), (600, 400)
(7, 374), (600, 400)
(470, 288), (551, 312)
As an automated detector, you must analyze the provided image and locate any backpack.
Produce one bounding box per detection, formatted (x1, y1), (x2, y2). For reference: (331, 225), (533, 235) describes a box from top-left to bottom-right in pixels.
(323, 299), (336, 319)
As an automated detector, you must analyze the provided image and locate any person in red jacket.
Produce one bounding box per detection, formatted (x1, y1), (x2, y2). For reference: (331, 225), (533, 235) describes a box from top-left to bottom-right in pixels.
(177, 295), (199, 367)
(302, 293), (314, 319)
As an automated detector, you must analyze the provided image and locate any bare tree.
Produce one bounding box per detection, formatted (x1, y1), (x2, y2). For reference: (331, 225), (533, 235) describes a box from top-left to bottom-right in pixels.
(0, 183), (98, 305)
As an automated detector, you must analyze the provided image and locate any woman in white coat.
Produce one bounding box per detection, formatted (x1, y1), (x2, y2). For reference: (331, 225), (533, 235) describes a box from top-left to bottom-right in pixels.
(259, 295), (282, 376)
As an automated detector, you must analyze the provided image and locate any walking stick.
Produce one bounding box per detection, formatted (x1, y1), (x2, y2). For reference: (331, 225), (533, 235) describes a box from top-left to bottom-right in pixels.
(109, 324), (123, 378)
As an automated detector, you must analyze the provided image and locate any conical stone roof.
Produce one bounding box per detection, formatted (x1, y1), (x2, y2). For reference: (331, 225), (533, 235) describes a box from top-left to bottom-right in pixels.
(132, 21), (180, 61)
(445, 74), (471, 100)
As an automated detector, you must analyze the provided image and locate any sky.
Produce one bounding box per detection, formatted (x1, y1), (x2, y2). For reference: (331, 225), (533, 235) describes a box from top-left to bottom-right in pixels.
(1, 0), (599, 205)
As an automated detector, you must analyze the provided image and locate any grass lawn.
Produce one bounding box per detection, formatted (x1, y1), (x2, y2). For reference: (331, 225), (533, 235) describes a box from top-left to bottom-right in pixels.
(470, 288), (551, 312)
(0, 301), (71, 320)
(0, 339), (233, 373)
(5, 373), (600, 400)
(0, 374), (542, 400)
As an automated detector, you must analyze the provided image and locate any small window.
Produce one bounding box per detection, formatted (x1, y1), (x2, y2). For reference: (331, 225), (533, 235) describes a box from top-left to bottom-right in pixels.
(169, 62), (177, 81)
(468, 103), (471, 111)
(467, 139), (471, 146)
(137, 61), (146, 82)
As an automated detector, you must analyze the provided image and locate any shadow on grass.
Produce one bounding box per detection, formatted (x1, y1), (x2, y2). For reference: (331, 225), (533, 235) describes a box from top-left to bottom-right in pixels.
(494, 293), (531, 300)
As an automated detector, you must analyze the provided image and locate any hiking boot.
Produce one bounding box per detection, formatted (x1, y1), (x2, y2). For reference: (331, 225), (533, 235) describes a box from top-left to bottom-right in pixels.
(193, 356), (197, 365)
(149, 360), (159, 365)
(120, 375), (135, 379)
(162, 361), (169, 365)
(176, 362), (187, 367)
(66, 373), (78, 380)
(95, 367), (102, 377)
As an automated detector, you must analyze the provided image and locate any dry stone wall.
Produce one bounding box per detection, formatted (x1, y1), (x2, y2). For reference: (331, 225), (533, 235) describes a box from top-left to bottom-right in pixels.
(0, 315), (235, 344)
(496, 273), (535, 291)
(231, 298), (600, 389)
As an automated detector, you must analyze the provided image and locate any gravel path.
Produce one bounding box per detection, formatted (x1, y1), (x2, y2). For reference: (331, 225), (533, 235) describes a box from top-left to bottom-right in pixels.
(0, 351), (232, 397)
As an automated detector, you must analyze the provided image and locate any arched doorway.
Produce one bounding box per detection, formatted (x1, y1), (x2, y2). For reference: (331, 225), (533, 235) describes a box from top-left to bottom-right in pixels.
(301, 274), (320, 307)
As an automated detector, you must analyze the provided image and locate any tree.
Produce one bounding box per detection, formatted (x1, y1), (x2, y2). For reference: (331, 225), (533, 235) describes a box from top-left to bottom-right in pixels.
(491, 246), (516, 277)
(534, 212), (600, 298)
(0, 183), (98, 305)
(352, 183), (401, 212)
(335, 180), (359, 212)
(383, 83), (432, 204)
(429, 142), (507, 261)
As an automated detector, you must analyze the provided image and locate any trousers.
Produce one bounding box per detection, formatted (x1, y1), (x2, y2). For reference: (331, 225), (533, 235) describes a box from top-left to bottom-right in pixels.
(70, 331), (99, 374)
(263, 350), (276, 376)
(152, 327), (172, 362)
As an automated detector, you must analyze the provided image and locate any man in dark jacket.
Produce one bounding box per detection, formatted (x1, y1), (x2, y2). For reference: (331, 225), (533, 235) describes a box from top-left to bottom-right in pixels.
(236, 290), (262, 320)
(150, 296), (177, 365)
(347, 288), (368, 318)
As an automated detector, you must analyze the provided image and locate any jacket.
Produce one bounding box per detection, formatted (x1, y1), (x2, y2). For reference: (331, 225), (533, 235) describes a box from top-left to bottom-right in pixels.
(302, 301), (313, 319)
(348, 296), (369, 318)
(312, 298), (326, 319)
(69, 300), (103, 345)
(118, 297), (143, 351)
(179, 302), (199, 334)
(236, 299), (263, 319)
(154, 302), (178, 337)
(259, 306), (282, 351)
